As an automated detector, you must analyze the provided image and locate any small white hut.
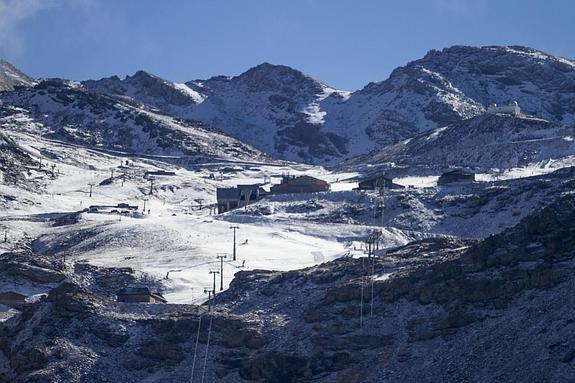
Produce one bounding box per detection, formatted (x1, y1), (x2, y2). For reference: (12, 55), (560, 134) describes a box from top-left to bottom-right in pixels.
(487, 101), (521, 116)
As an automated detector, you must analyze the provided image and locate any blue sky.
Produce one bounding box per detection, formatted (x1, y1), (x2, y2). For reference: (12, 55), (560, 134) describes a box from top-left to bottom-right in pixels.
(1, 0), (574, 90)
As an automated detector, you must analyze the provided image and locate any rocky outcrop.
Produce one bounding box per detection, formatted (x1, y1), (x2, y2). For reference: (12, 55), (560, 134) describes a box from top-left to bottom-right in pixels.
(213, 194), (575, 382)
(4, 262), (65, 284)
(357, 113), (575, 169)
(0, 60), (36, 92)
(0, 131), (37, 184)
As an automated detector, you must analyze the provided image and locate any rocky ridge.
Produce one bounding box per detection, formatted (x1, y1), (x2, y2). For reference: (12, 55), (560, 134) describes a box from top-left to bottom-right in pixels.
(1, 194), (574, 382)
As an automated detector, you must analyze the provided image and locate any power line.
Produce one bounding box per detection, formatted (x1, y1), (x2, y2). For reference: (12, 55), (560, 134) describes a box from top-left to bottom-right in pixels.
(189, 312), (203, 383)
(201, 310), (214, 383)
(370, 255), (375, 317)
(360, 256), (365, 331)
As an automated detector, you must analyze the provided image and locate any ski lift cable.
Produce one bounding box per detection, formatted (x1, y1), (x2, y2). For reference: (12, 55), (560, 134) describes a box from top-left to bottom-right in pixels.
(200, 309), (214, 383)
(370, 254), (375, 317)
(360, 255), (365, 331)
(189, 314), (203, 383)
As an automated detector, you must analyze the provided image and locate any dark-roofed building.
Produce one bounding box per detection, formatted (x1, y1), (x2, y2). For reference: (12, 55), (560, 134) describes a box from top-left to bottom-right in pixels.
(144, 170), (176, 179)
(116, 287), (167, 304)
(270, 175), (330, 194)
(437, 169), (475, 185)
(357, 175), (405, 191)
(217, 184), (266, 214)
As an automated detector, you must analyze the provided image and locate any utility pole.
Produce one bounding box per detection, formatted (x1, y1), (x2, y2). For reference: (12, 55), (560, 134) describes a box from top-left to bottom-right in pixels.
(365, 236), (374, 258)
(3, 230), (7, 243)
(142, 198), (148, 213)
(365, 230), (381, 258)
(149, 178), (154, 195)
(229, 225), (239, 261)
(216, 253), (228, 291)
(209, 270), (220, 297)
(204, 288), (213, 310)
(88, 183), (94, 198)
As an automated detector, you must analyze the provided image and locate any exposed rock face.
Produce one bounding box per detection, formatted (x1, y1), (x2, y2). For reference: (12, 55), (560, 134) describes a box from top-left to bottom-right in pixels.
(5, 263), (65, 284)
(0, 60), (36, 92)
(0, 131), (36, 185)
(90, 322), (129, 347)
(411, 46), (575, 123)
(214, 194), (575, 382)
(352, 113), (575, 170)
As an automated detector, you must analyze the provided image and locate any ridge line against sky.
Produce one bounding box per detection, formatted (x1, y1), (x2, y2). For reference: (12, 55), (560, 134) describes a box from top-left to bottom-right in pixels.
(0, 0), (573, 90)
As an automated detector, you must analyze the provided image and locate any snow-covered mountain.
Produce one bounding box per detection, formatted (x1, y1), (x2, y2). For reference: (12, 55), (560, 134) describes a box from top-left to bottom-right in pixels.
(0, 79), (267, 163)
(84, 63), (351, 163)
(81, 45), (575, 164)
(83, 70), (203, 114)
(351, 113), (575, 170)
(0, 60), (36, 92)
(3, 45), (575, 383)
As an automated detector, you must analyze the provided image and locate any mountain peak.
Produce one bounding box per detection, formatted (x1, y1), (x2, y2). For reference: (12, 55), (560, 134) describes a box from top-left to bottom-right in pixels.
(233, 62), (332, 94)
(128, 70), (159, 81)
(420, 44), (574, 66)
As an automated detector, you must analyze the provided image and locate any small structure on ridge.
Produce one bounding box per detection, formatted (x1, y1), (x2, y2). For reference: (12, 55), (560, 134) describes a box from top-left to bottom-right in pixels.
(437, 169), (475, 185)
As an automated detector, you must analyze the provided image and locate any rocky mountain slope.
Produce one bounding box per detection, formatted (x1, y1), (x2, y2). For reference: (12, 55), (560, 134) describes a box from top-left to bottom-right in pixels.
(0, 60), (36, 92)
(83, 45), (575, 164)
(0, 79), (268, 164)
(85, 63), (351, 163)
(350, 113), (575, 170)
(0, 131), (37, 185)
(1, 44), (575, 383)
(1, 192), (573, 382)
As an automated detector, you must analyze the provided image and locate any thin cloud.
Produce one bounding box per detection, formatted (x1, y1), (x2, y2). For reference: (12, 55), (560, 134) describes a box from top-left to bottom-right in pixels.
(0, 0), (94, 57)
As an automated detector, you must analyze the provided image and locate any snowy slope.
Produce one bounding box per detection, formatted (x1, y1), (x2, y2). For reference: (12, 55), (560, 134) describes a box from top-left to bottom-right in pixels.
(86, 63), (351, 163)
(353, 113), (575, 170)
(84, 70), (204, 113)
(0, 79), (267, 163)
